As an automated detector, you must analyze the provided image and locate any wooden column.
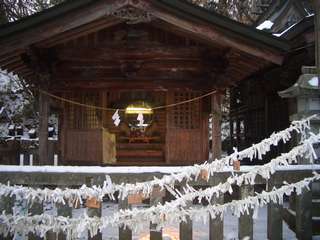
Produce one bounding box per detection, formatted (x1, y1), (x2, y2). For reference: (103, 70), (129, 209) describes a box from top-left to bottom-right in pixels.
(150, 189), (164, 240)
(296, 186), (313, 240)
(210, 93), (223, 240)
(238, 185), (254, 240)
(314, 0), (320, 74)
(39, 91), (49, 165)
(267, 177), (283, 239)
(28, 201), (43, 240)
(211, 93), (222, 160)
(119, 197), (132, 240)
(0, 196), (14, 240)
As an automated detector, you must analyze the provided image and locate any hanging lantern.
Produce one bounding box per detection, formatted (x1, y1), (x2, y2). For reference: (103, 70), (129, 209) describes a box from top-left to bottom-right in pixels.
(125, 102), (153, 115)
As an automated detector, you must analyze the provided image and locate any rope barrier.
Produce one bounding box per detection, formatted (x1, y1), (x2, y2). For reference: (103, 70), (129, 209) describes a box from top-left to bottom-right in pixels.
(39, 89), (217, 112)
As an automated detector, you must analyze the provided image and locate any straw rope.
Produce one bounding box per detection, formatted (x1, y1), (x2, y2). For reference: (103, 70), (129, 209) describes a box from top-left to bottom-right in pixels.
(39, 89), (217, 111)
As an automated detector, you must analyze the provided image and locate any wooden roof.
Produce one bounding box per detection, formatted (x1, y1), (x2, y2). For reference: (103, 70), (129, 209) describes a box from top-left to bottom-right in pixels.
(0, 0), (292, 90)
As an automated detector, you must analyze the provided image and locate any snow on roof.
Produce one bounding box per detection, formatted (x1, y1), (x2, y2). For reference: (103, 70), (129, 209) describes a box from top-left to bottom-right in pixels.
(272, 21), (299, 37)
(256, 20), (274, 30)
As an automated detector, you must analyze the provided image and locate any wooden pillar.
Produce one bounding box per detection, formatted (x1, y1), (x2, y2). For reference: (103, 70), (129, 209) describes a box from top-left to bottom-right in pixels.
(0, 196), (14, 240)
(211, 93), (222, 160)
(238, 185), (254, 240)
(209, 193), (224, 240)
(314, 0), (320, 73)
(28, 201), (43, 240)
(119, 197), (132, 240)
(210, 93), (223, 239)
(267, 177), (283, 240)
(150, 189), (164, 240)
(296, 186), (313, 240)
(39, 91), (49, 165)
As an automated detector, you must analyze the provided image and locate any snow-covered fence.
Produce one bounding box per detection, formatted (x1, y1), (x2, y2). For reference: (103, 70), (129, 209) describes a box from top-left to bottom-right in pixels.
(0, 165), (319, 240)
(0, 115), (319, 239)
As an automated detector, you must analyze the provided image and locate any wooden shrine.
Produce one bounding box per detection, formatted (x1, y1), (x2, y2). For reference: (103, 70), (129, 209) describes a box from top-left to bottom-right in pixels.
(0, 0), (290, 166)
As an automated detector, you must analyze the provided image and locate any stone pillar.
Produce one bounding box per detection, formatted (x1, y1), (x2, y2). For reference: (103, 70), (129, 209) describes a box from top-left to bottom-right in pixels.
(209, 193), (224, 240)
(267, 177), (283, 240)
(86, 178), (102, 240)
(211, 93), (222, 161)
(39, 91), (49, 165)
(28, 201), (43, 240)
(57, 202), (72, 240)
(150, 189), (164, 240)
(238, 185), (254, 240)
(179, 184), (193, 240)
(0, 196), (14, 240)
(119, 197), (132, 240)
(296, 186), (313, 240)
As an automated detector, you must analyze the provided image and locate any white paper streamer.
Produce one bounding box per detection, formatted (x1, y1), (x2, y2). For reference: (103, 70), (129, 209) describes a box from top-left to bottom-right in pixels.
(137, 113), (144, 125)
(1, 173), (319, 239)
(0, 115), (318, 205)
(112, 109), (121, 126)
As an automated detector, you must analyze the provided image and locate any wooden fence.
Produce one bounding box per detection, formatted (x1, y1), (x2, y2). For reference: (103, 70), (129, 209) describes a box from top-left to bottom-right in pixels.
(0, 165), (319, 240)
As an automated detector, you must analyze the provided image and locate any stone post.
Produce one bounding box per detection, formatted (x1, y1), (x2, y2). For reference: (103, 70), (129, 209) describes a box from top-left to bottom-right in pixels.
(267, 177), (283, 239)
(119, 197), (132, 240)
(238, 185), (254, 240)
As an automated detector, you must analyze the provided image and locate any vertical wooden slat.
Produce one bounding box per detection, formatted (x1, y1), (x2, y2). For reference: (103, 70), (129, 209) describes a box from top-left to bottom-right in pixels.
(39, 91), (49, 165)
(238, 185), (254, 240)
(267, 177), (283, 239)
(119, 197), (132, 240)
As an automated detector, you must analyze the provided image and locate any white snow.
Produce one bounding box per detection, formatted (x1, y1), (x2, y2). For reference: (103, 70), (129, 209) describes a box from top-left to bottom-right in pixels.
(256, 20), (274, 30)
(0, 164), (319, 174)
(28, 129), (36, 134)
(309, 77), (319, 87)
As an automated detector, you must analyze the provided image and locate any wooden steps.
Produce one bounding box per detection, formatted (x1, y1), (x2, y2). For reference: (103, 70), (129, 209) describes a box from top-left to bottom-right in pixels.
(116, 143), (165, 164)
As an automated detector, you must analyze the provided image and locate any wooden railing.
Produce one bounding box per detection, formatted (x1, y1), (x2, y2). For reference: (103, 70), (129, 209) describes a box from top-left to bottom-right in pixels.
(0, 165), (319, 240)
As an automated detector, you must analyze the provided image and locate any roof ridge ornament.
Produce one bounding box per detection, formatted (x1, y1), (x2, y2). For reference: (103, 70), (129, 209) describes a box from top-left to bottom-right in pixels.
(111, 6), (154, 24)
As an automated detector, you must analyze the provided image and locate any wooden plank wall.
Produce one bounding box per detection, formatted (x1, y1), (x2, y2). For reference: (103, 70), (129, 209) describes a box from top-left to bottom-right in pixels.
(166, 90), (209, 165)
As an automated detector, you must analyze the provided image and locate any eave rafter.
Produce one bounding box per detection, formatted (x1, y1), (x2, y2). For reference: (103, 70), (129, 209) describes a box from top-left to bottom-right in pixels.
(0, 0), (288, 89)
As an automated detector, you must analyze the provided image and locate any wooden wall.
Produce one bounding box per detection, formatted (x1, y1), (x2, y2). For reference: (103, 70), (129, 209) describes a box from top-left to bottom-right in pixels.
(59, 89), (209, 165)
(166, 91), (209, 165)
